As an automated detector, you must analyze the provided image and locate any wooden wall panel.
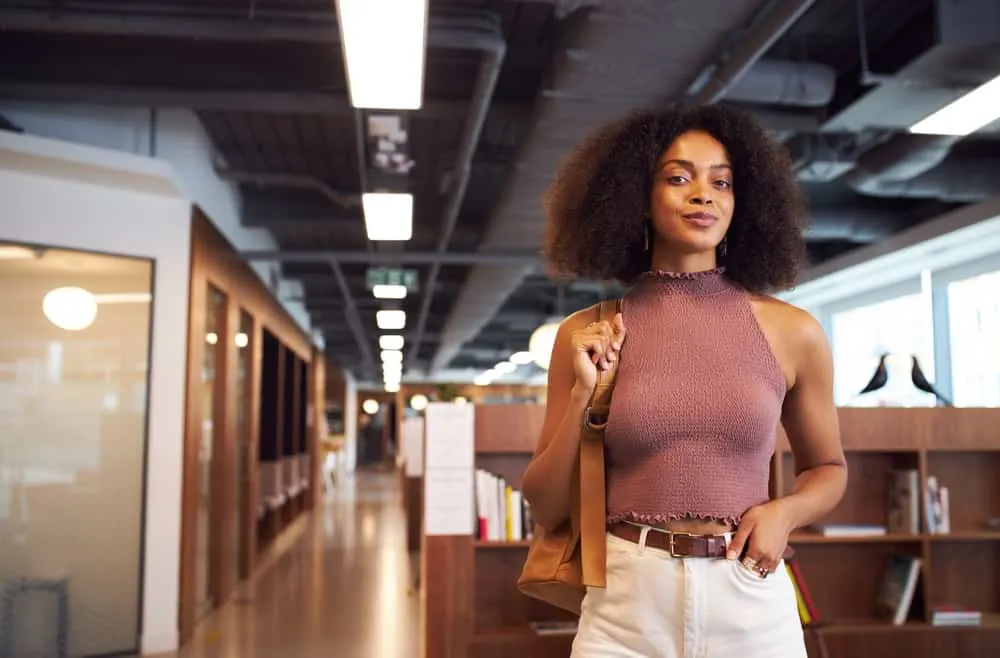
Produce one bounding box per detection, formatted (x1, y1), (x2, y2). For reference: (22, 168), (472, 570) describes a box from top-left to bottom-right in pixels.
(422, 535), (474, 658)
(179, 210), (323, 644)
(475, 404), (545, 454)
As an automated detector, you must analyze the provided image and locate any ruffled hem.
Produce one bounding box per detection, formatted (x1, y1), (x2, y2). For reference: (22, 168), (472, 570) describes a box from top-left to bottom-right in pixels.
(607, 510), (741, 527)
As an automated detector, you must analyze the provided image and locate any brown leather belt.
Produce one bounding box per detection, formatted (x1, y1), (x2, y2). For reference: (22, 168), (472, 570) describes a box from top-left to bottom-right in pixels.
(609, 523), (730, 558)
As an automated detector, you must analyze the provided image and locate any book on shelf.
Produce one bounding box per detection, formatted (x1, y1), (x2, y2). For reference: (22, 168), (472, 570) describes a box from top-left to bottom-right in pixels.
(876, 554), (922, 626)
(529, 621), (578, 636)
(887, 468), (920, 534)
(930, 604), (982, 626)
(474, 468), (534, 542)
(785, 558), (820, 627)
(810, 523), (887, 537)
(924, 475), (951, 534)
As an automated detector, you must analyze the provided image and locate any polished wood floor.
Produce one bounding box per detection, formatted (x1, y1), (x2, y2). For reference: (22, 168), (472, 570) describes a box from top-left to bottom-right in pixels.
(158, 470), (420, 657)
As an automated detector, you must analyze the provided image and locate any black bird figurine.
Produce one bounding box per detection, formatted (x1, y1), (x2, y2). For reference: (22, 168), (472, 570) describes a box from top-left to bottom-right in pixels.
(858, 353), (889, 395)
(911, 356), (954, 407)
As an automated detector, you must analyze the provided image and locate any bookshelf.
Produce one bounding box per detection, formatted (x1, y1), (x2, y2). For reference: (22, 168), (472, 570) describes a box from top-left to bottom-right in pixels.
(422, 405), (1000, 658)
(776, 407), (1000, 657)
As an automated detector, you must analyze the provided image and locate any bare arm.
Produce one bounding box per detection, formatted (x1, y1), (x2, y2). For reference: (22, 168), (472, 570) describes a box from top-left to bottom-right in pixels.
(777, 311), (847, 529)
(521, 314), (591, 529)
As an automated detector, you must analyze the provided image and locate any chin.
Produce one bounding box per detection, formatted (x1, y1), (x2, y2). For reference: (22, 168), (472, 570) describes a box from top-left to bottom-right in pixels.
(667, 236), (723, 256)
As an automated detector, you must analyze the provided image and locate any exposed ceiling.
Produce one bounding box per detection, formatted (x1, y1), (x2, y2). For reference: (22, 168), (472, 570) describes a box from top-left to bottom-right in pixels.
(1, 0), (999, 382)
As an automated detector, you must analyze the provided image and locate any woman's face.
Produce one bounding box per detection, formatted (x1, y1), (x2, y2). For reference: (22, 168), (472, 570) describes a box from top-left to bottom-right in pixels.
(649, 130), (734, 256)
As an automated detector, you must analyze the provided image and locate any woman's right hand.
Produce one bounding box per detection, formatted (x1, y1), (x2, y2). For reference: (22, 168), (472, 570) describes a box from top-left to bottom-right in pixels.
(571, 312), (626, 394)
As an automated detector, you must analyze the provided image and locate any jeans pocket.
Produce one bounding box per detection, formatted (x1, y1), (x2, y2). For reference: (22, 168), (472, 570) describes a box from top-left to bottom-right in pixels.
(730, 557), (783, 591)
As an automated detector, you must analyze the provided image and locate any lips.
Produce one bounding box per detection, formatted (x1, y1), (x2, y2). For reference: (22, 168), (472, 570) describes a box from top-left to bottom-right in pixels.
(682, 211), (718, 228)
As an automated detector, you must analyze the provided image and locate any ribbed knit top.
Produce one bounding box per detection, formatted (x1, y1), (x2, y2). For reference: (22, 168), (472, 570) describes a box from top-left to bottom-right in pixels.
(605, 267), (787, 526)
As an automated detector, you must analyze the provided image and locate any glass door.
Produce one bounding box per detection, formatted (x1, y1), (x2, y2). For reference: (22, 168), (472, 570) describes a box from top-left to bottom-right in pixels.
(196, 286), (225, 619)
(233, 310), (253, 582)
(0, 243), (153, 655)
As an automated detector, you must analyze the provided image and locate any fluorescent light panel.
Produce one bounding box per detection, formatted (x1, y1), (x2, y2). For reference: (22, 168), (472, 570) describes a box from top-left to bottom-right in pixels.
(362, 193), (413, 241)
(910, 73), (1000, 136)
(336, 0), (428, 110)
(376, 309), (406, 330)
(381, 349), (403, 364)
(373, 284), (407, 299)
(379, 335), (404, 350)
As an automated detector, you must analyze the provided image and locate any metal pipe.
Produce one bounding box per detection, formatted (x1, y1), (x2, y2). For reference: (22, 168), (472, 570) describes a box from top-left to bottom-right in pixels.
(215, 169), (360, 208)
(330, 261), (375, 376)
(241, 249), (539, 265)
(406, 13), (507, 370)
(688, 0), (817, 105)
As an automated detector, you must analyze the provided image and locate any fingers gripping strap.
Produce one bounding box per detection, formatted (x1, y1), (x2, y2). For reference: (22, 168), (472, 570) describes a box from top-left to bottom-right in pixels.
(580, 299), (620, 587)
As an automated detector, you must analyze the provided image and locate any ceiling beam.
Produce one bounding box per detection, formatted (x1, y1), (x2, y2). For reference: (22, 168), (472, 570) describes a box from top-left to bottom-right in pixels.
(0, 6), (345, 43)
(0, 82), (533, 120)
(243, 250), (541, 266)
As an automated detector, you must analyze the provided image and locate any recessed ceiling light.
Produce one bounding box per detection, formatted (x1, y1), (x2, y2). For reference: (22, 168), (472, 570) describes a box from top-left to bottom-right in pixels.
(373, 284), (407, 299)
(910, 72), (1000, 136)
(379, 335), (404, 350)
(362, 193), (413, 241)
(510, 351), (534, 365)
(377, 309), (406, 330)
(336, 0), (428, 109)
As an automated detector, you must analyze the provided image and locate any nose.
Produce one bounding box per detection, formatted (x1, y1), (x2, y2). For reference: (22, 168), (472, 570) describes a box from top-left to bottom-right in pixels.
(688, 179), (713, 205)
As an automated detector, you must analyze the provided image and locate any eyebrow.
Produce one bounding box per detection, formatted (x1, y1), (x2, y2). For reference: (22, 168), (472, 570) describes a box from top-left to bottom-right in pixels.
(658, 158), (732, 172)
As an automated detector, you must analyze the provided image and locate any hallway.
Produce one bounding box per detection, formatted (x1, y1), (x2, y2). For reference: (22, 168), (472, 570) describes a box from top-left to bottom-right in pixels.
(160, 471), (420, 658)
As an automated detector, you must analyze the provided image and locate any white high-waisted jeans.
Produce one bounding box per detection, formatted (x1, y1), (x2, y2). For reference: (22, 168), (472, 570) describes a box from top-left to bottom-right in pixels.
(571, 531), (808, 658)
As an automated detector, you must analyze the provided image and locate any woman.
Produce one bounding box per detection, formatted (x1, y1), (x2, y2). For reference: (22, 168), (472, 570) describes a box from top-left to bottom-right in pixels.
(521, 104), (847, 657)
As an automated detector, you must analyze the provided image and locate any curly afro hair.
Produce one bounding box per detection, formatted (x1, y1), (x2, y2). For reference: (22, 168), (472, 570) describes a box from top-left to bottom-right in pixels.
(543, 103), (806, 293)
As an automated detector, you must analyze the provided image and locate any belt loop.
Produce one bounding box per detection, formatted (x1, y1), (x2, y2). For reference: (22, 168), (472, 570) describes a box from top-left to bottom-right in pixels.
(637, 525), (650, 554)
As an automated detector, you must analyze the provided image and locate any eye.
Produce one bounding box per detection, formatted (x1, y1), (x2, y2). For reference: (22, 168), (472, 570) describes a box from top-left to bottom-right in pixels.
(666, 175), (688, 185)
(714, 179), (732, 190)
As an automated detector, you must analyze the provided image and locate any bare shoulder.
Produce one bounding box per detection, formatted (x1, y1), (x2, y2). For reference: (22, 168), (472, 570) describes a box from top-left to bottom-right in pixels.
(749, 293), (829, 361)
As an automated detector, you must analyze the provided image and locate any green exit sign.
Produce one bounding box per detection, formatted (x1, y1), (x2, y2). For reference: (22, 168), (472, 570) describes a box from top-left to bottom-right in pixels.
(366, 268), (419, 292)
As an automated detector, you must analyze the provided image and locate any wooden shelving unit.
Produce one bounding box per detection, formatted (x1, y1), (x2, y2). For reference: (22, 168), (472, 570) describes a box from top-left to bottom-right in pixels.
(775, 407), (1000, 657)
(423, 405), (1000, 658)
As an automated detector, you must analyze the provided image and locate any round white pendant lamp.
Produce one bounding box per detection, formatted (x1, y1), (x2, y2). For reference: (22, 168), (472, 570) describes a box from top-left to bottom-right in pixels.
(528, 320), (561, 370)
(409, 393), (429, 411)
(43, 286), (98, 331)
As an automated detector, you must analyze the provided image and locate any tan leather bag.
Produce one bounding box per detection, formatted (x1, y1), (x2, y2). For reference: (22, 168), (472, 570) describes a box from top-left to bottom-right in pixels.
(517, 299), (621, 615)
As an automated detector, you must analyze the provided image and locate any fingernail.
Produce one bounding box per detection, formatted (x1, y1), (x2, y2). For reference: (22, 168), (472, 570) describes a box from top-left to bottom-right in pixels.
(726, 551), (736, 560)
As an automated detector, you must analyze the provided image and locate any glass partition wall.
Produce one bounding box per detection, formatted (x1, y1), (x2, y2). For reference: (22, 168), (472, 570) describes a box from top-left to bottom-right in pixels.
(178, 212), (321, 642)
(0, 244), (153, 656)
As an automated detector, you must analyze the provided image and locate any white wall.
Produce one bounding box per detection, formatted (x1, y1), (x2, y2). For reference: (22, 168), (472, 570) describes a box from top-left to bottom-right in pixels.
(0, 102), (315, 337)
(0, 131), (191, 654)
(342, 370), (358, 474)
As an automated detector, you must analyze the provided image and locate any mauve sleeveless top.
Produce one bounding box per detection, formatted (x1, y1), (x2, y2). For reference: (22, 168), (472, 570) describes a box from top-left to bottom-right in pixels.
(604, 267), (787, 526)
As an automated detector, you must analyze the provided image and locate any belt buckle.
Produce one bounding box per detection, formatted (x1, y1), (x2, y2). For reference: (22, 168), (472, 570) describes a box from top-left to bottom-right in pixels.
(667, 530), (693, 558)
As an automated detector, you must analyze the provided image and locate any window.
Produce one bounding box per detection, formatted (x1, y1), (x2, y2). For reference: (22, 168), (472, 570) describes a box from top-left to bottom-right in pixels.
(830, 292), (937, 407)
(947, 269), (1000, 407)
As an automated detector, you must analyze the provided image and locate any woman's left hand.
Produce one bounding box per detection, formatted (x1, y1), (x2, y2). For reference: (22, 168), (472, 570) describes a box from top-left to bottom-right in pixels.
(725, 500), (795, 578)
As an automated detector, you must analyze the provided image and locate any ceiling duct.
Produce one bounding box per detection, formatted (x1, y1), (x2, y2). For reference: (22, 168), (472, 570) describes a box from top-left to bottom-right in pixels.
(713, 59), (836, 107)
(823, 0), (1000, 134)
(428, 0), (817, 373)
(804, 207), (913, 242)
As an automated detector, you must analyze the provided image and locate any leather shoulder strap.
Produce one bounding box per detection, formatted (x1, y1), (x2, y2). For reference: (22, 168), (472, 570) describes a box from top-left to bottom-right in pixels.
(584, 298), (622, 430)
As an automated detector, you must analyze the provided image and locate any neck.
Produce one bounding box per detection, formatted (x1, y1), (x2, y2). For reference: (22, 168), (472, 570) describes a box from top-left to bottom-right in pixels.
(649, 246), (718, 274)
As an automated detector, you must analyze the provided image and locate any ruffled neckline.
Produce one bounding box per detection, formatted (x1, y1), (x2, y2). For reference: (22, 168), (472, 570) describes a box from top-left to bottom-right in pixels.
(648, 266), (726, 280)
(635, 266), (730, 296)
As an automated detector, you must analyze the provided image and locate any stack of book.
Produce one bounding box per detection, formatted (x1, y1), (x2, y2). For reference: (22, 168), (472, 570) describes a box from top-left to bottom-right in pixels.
(474, 468), (534, 542)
